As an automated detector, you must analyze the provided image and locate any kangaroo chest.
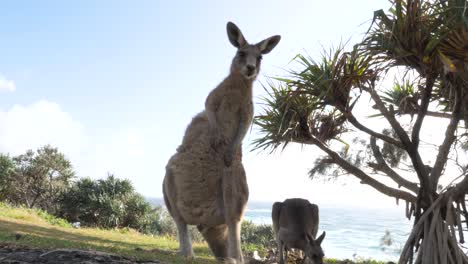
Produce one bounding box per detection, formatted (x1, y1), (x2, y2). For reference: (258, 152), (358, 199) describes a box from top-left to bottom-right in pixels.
(217, 92), (253, 130)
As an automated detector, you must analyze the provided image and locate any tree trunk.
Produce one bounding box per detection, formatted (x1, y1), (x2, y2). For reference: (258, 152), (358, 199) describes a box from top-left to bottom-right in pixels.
(400, 192), (468, 264)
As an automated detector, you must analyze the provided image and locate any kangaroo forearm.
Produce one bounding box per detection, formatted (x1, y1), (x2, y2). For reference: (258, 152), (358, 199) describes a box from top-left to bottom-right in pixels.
(205, 87), (223, 132)
(230, 122), (248, 149)
(206, 110), (219, 131)
(229, 107), (253, 148)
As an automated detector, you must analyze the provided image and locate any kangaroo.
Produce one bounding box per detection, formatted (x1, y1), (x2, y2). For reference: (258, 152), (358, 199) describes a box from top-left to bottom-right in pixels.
(163, 22), (280, 264)
(205, 21), (281, 167)
(272, 198), (326, 264)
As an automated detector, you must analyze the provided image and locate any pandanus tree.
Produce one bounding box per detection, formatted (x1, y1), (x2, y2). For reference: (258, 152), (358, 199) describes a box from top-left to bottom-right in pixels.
(254, 0), (467, 263)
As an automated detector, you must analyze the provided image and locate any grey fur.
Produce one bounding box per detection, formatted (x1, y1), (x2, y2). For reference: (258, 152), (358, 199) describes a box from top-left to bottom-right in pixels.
(272, 198), (326, 264)
(163, 22), (280, 264)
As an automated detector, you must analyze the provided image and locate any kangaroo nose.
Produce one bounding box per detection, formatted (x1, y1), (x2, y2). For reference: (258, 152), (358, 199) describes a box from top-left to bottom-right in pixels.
(246, 65), (255, 73)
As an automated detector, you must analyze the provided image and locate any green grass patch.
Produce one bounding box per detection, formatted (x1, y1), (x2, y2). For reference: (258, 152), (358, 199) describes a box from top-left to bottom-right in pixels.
(0, 202), (216, 264)
(0, 202), (70, 228)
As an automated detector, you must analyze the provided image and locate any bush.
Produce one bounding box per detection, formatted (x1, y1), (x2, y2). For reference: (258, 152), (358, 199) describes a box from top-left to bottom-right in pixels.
(150, 206), (177, 236)
(56, 174), (205, 240)
(58, 174), (156, 231)
(0, 146), (74, 214)
(241, 220), (275, 251)
(148, 206), (204, 242)
(123, 195), (159, 233)
(0, 154), (15, 201)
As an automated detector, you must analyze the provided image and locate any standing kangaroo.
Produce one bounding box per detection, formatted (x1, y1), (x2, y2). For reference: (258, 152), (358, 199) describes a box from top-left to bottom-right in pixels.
(163, 22), (280, 264)
(272, 198), (326, 264)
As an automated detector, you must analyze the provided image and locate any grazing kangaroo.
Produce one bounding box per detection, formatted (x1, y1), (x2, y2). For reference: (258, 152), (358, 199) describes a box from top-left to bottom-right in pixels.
(163, 22), (280, 263)
(272, 198), (326, 264)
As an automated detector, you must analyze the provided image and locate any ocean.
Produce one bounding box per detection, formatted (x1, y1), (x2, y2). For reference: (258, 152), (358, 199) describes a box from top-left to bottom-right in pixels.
(244, 201), (411, 261)
(148, 198), (411, 261)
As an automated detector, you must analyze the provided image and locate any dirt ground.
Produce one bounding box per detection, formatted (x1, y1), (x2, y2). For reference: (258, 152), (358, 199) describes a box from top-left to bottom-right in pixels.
(0, 243), (160, 264)
(0, 243), (397, 264)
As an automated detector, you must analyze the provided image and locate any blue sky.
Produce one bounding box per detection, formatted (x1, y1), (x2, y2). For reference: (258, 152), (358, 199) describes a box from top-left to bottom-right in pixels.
(0, 0), (411, 207)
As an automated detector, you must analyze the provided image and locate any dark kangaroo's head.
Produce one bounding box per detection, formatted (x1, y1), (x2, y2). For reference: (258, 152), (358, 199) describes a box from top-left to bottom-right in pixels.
(226, 21), (281, 80)
(304, 231), (326, 264)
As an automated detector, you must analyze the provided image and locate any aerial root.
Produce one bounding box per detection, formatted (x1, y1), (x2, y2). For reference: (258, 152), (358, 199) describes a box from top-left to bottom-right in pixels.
(399, 193), (468, 264)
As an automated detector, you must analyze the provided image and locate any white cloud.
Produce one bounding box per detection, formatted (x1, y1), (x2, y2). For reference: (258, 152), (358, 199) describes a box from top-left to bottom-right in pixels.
(0, 100), (152, 189)
(88, 128), (147, 179)
(0, 75), (16, 92)
(0, 101), (85, 156)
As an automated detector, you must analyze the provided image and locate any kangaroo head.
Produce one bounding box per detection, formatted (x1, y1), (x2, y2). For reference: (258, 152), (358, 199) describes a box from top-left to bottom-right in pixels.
(226, 22), (281, 80)
(304, 231), (326, 264)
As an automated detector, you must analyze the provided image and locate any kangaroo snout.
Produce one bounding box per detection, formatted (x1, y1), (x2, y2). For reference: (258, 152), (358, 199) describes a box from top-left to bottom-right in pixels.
(246, 65), (255, 75)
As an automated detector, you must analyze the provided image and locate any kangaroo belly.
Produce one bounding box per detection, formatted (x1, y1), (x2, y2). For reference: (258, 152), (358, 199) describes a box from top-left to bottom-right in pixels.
(167, 158), (248, 224)
(166, 135), (248, 226)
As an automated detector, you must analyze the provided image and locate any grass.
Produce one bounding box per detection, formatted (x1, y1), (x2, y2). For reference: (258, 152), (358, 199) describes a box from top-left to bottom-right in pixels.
(324, 259), (388, 264)
(0, 202), (217, 264)
(0, 203), (390, 264)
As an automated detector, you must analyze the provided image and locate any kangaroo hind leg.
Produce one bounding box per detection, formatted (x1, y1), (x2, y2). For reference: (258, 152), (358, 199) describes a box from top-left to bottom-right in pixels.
(197, 224), (228, 261)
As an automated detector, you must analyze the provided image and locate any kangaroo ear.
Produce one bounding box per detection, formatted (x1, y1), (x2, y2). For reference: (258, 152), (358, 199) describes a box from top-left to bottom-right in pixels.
(316, 231), (326, 245)
(256, 35), (281, 54)
(306, 233), (313, 243)
(227, 22), (247, 48)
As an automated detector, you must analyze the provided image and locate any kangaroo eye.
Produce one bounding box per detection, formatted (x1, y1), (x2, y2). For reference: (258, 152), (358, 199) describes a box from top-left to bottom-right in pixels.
(257, 55), (263, 61)
(238, 51), (246, 57)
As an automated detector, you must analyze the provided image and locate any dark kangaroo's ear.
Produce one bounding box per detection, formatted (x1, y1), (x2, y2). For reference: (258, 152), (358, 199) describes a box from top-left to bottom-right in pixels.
(227, 22), (247, 48)
(306, 233), (313, 243)
(316, 231), (326, 245)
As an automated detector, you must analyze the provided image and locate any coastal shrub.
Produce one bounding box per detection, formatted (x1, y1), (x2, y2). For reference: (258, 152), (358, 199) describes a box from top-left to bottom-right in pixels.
(58, 174), (156, 231)
(241, 220), (274, 248)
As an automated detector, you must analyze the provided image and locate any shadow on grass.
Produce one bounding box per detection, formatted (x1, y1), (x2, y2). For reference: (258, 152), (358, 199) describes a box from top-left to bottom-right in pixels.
(0, 218), (216, 264)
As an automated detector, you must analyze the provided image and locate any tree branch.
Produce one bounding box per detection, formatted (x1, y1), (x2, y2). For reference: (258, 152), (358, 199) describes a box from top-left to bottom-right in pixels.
(430, 87), (463, 192)
(368, 87), (432, 197)
(411, 77), (434, 148)
(402, 110), (453, 119)
(369, 136), (419, 193)
(452, 175), (468, 201)
(368, 88), (413, 147)
(345, 112), (404, 148)
(296, 137), (417, 203)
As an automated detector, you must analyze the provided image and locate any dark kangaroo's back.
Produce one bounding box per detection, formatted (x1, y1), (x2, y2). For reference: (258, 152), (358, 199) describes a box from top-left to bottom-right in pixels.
(272, 198), (325, 264)
(272, 198), (319, 237)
